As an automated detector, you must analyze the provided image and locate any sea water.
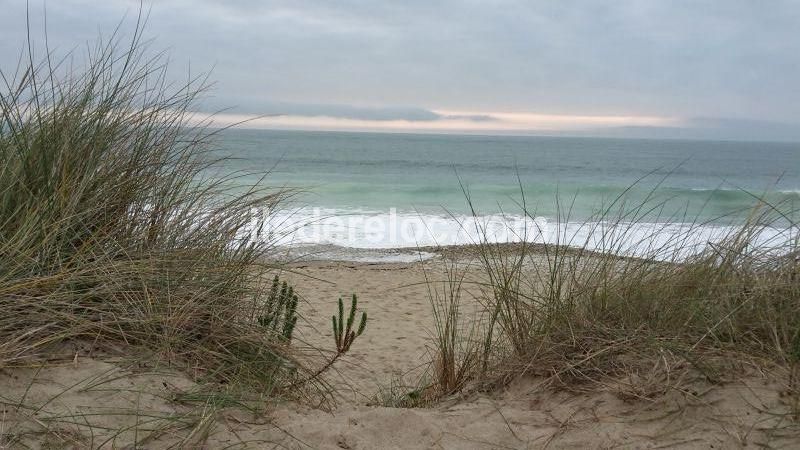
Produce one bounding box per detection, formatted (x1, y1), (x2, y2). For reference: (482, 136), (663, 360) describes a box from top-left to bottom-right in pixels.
(212, 129), (799, 260)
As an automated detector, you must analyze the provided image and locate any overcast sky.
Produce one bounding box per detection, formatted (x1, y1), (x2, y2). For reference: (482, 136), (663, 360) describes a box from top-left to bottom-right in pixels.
(1, 1), (799, 139)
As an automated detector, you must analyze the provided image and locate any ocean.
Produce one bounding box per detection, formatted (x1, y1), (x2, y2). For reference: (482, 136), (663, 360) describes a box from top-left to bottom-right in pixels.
(212, 129), (800, 259)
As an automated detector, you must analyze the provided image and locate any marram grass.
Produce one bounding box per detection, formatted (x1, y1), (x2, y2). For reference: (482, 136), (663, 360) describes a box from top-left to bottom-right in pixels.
(0, 23), (315, 399)
(422, 183), (800, 403)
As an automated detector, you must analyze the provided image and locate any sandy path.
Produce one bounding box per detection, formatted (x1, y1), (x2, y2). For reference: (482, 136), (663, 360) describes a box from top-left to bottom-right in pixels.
(284, 259), (483, 402)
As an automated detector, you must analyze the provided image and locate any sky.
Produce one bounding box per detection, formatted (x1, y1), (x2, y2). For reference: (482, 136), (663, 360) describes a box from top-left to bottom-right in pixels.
(1, 1), (800, 140)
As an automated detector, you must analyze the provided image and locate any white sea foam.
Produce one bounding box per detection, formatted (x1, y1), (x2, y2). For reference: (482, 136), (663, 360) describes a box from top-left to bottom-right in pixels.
(251, 207), (797, 262)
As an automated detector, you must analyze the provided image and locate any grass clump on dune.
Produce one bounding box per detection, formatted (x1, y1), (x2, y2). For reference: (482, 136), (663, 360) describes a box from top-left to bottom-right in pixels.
(0, 22), (308, 399)
(424, 185), (800, 408)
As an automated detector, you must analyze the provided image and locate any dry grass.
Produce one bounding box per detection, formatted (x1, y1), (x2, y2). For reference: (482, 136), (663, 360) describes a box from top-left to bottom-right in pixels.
(423, 181), (800, 408)
(422, 257), (483, 397)
(0, 13), (330, 420)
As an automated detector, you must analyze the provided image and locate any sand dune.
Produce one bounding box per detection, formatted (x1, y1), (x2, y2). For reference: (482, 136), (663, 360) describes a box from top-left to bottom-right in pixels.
(1, 258), (798, 448)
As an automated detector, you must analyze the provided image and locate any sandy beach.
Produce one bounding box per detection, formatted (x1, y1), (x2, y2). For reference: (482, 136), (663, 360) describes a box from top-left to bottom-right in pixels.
(3, 2), (800, 448)
(3, 250), (798, 449)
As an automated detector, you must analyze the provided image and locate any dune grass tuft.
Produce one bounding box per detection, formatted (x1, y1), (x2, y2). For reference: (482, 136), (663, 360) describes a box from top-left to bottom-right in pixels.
(0, 18), (315, 401)
(423, 183), (800, 404)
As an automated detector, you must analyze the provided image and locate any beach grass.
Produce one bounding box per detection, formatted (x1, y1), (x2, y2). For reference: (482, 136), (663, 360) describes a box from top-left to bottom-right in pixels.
(420, 184), (799, 405)
(0, 15), (330, 416)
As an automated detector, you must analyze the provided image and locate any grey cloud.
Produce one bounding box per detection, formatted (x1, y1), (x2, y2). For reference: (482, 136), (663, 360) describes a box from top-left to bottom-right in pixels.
(201, 99), (497, 122)
(220, 102), (438, 121)
(1, 1), (799, 136)
(303, 105), (441, 122)
(441, 114), (496, 122)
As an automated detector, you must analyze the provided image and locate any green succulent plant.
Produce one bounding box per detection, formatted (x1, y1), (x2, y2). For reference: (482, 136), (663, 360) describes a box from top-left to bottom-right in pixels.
(332, 294), (367, 353)
(258, 275), (299, 342)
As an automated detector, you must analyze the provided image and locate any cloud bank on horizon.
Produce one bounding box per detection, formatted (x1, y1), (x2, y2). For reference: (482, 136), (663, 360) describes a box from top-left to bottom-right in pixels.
(1, 1), (799, 140)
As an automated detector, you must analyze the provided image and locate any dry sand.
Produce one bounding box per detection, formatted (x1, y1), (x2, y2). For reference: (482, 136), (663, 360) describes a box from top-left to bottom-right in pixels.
(284, 258), (478, 401)
(1, 254), (799, 448)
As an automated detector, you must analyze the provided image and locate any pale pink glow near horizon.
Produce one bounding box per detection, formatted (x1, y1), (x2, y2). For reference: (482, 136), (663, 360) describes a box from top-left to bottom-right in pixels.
(192, 110), (683, 134)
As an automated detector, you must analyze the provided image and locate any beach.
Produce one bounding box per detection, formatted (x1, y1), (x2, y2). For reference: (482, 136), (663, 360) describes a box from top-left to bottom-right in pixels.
(1, 129), (798, 446)
(2, 248), (798, 448)
(2, 10), (799, 447)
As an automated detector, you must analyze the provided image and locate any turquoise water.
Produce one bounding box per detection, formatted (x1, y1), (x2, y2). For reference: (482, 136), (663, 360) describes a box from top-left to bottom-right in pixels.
(215, 129), (800, 222)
